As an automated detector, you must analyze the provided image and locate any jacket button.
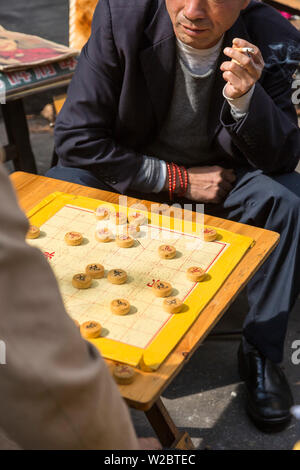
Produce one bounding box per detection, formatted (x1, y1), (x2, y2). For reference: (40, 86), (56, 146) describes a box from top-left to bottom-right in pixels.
(108, 177), (118, 184)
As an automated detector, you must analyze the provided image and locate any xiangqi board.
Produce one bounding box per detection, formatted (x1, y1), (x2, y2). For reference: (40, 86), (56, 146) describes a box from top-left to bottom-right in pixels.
(26, 192), (254, 371)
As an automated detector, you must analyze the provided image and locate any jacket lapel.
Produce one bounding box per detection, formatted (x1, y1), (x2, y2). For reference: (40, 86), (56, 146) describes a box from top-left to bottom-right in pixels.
(139, 1), (176, 130)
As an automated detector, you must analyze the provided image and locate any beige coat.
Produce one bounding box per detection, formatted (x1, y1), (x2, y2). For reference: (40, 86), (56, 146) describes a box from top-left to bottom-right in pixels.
(0, 164), (139, 450)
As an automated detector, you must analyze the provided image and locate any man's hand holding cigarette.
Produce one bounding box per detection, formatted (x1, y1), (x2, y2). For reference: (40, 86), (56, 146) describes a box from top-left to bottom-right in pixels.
(220, 38), (265, 99)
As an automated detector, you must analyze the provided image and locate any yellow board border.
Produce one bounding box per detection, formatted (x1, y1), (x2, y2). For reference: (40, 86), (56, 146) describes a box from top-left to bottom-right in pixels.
(27, 192), (254, 370)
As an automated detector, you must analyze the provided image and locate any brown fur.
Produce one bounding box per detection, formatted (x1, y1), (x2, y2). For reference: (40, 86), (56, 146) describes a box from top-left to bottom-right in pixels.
(70, 0), (98, 50)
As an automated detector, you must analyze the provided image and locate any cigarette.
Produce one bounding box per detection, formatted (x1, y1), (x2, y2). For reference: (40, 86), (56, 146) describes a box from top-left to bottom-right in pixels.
(234, 47), (255, 53)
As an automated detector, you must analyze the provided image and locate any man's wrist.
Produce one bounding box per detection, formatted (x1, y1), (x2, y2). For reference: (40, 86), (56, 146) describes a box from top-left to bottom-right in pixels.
(223, 84), (255, 116)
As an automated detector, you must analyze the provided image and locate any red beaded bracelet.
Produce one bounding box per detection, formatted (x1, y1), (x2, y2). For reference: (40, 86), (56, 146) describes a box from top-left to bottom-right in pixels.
(176, 165), (188, 197)
(166, 163), (188, 200)
(172, 163), (177, 194)
(182, 166), (188, 196)
(166, 163), (173, 200)
(175, 164), (184, 195)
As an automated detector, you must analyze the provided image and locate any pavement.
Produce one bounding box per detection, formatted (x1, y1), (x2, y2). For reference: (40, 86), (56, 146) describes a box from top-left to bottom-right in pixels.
(0, 1), (300, 450)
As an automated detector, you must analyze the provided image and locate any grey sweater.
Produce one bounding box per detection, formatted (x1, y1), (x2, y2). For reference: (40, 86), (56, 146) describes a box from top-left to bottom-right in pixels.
(143, 57), (222, 167)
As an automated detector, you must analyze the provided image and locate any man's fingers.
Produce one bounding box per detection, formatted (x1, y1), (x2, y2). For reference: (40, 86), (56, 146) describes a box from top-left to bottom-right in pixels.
(231, 38), (264, 68)
(232, 37), (258, 54)
(223, 48), (253, 72)
(223, 70), (244, 89)
(186, 166), (236, 203)
(221, 56), (260, 81)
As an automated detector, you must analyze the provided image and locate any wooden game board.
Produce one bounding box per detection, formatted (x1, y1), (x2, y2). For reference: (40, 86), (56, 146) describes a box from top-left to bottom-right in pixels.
(27, 191), (254, 371)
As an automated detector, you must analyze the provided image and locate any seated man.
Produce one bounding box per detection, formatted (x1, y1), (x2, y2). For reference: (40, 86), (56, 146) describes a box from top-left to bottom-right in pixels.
(0, 162), (160, 450)
(47, 0), (300, 431)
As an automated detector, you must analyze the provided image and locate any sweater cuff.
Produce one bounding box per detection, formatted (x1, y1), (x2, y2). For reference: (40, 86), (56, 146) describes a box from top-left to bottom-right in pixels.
(153, 160), (167, 193)
(129, 156), (166, 193)
(223, 84), (255, 121)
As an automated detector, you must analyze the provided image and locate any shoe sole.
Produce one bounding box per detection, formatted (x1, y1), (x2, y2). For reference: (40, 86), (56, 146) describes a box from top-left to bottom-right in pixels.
(245, 405), (292, 433)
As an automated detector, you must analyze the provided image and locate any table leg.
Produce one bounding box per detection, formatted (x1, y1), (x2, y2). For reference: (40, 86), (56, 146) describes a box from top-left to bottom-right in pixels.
(145, 397), (195, 450)
(1, 100), (37, 173)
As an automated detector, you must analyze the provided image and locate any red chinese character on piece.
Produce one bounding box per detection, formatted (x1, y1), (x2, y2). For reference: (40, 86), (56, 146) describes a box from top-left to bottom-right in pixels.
(44, 251), (55, 260)
(147, 279), (158, 287)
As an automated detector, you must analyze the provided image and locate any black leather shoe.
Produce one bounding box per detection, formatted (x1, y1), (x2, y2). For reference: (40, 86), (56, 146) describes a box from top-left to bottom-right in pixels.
(238, 342), (294, 432)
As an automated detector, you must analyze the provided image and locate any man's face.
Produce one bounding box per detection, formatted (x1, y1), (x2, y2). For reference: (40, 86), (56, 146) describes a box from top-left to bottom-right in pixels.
(165, 0), (250, 49)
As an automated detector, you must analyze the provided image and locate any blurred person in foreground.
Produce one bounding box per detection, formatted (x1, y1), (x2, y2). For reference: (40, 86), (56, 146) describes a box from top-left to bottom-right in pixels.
(0, 163), (160, 450)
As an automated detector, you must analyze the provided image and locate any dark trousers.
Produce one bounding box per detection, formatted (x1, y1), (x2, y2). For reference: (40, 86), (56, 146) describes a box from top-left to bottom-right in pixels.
(46, 165), (300, 363)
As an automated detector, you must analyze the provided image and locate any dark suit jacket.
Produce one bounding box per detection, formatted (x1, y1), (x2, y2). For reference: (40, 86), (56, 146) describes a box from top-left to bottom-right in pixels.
(55, 0), (300, 194)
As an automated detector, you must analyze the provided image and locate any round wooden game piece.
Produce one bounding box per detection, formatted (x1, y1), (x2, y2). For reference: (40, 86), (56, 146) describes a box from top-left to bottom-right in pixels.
(95, 227), (113, 243)
(111, 211), (127, 225)
(152, 281), (172, 297)
(186, 266), (206, 282)
(113, 364), (135, 385)
(129, 203), (147, 211)
(163, 297), (183, 313)
(85, 263), (104, 279)
(128, 211), (147, 226)
(201, 227), (218, 242)
(151, 204), (171, 215)
(126, 223), (141, 238)
(116, 234), (134, 248)
(107, 269), (128, 285)
(72, 273), (92, 289)
(80, 321), (102, 339)
(158, 244), (176, 259)
(64, 231), (83, 246)
(95, 205), (110, 220)
(110, 299), (131, 315)
(26, 225), (40, 239)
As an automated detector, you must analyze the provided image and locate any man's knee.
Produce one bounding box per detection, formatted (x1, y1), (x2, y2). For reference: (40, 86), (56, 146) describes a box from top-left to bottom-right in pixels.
(238, 172), (300, 232)
(255, 173), (300, 230)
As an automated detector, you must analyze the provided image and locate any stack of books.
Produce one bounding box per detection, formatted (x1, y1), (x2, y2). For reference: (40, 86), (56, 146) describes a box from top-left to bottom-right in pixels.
(0, 25), (79, 101)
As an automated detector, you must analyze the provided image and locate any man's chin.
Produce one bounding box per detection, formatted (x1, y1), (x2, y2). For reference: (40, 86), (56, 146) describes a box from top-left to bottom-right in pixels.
(178, 31), (219, 49)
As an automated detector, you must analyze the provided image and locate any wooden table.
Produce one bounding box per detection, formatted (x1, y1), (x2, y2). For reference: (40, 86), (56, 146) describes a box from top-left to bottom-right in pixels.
(11, 171), (280, 450)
